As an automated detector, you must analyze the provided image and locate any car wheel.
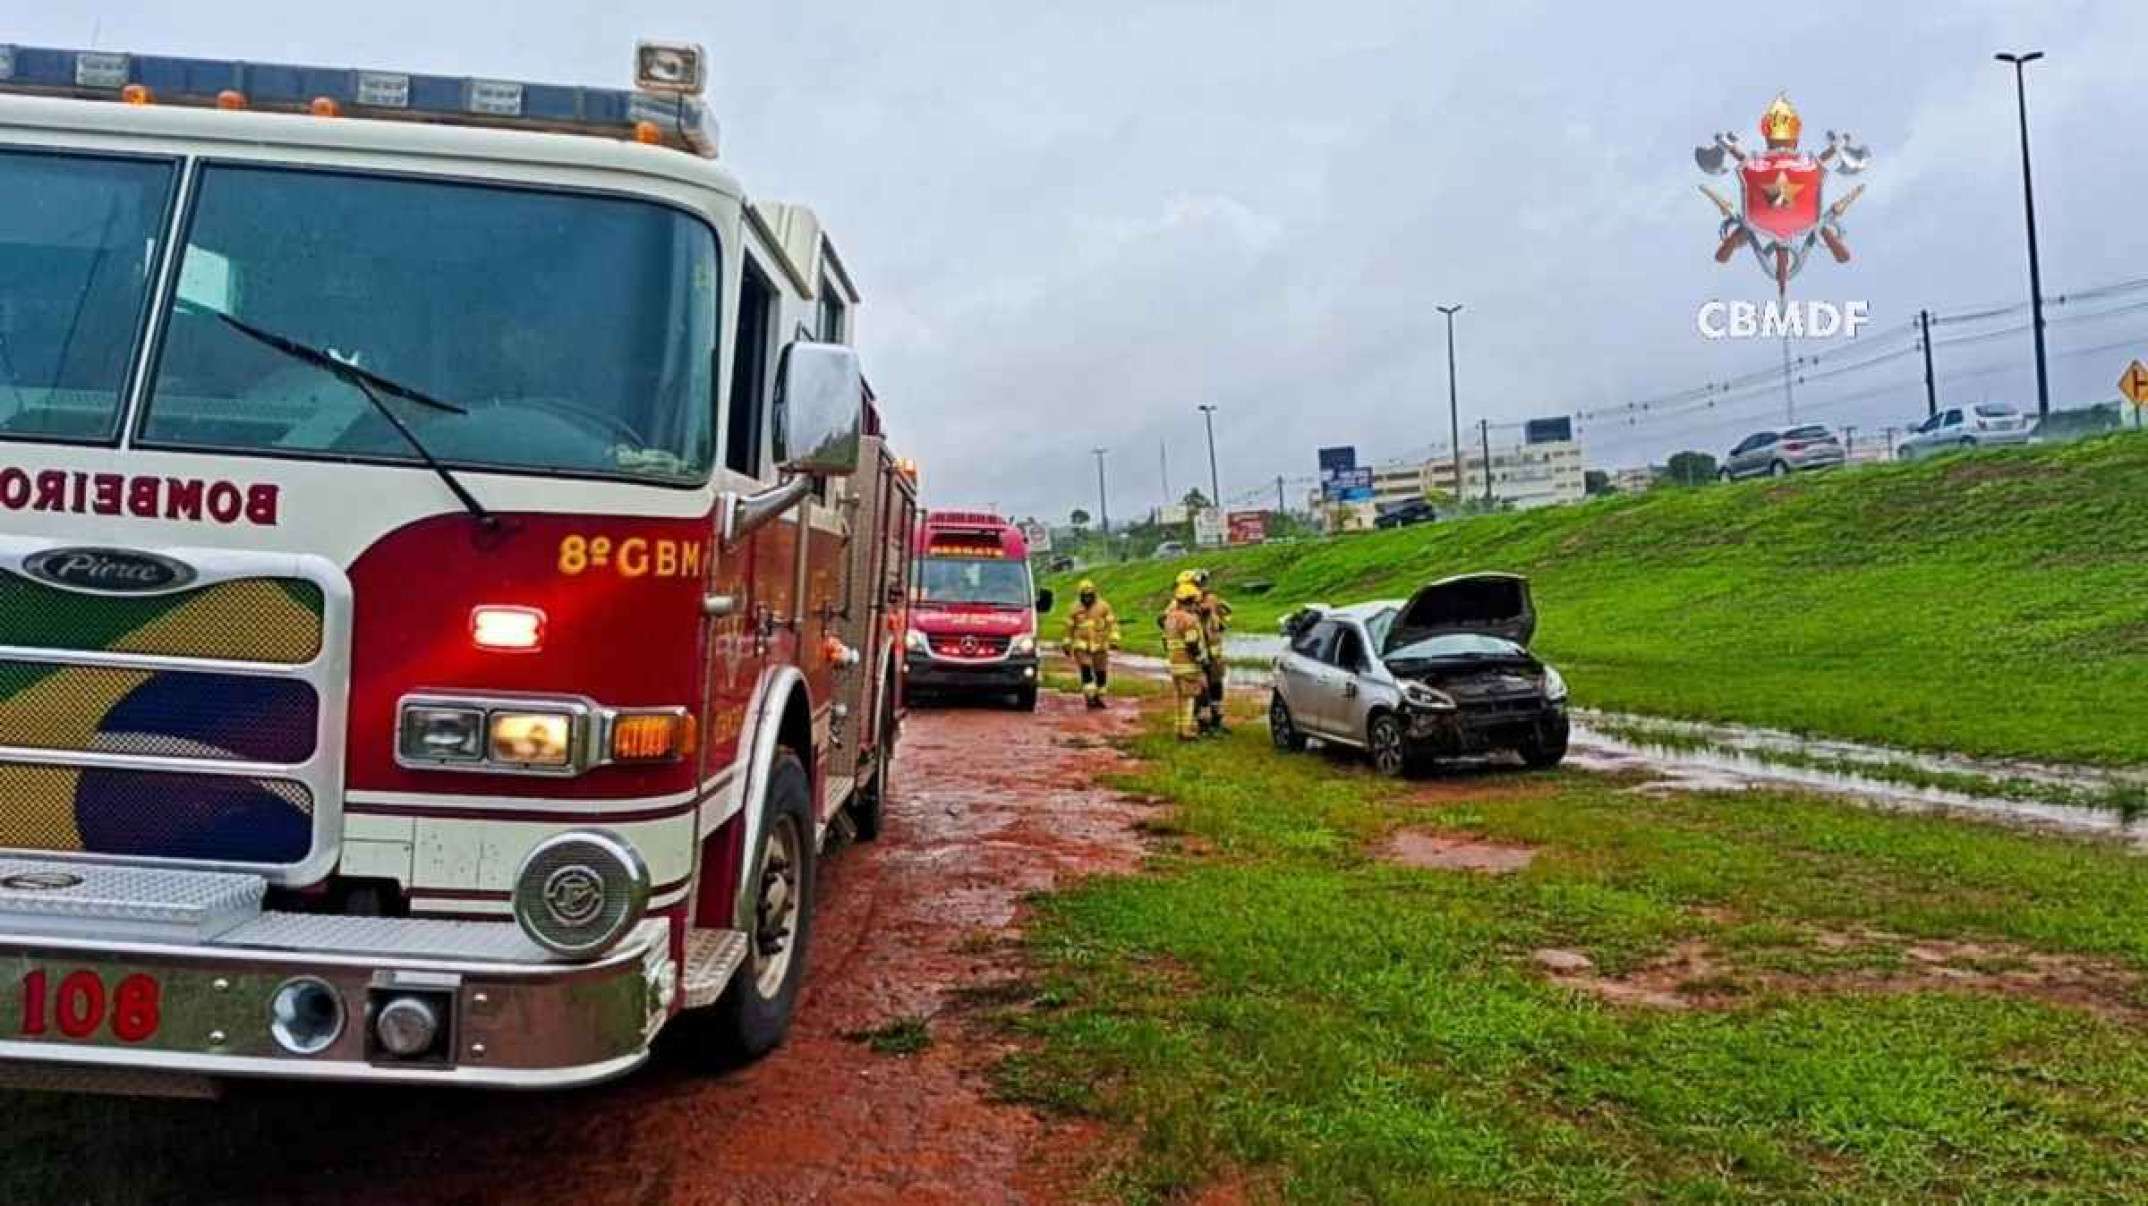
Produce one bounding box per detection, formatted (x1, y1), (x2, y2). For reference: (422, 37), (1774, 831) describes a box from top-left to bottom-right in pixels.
(1269, 693), (1307, 752)
(1368, 713), (1410, 778)
(1717, 468), (1733, 483)
(1962, 437), (1979, 450)
(1013, 685), (1038, 712)
(1769, 460), (1791, 477)
(1519, 715), (1570, 769)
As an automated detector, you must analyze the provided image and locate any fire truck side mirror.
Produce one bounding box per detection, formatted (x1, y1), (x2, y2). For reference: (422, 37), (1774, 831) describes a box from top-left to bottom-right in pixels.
(772, 340), (864, 480)
(1035, 588), (1055, 614)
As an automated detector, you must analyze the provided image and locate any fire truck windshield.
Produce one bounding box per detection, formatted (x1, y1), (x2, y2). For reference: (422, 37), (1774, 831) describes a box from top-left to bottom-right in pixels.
(916, 557), (1033, 608)
(6, 157), (721, 484)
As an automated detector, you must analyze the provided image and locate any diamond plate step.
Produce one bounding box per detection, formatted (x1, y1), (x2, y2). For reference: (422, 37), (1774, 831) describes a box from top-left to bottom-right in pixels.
(681, 928), (750, 1008)
(0, 859), (263, 944)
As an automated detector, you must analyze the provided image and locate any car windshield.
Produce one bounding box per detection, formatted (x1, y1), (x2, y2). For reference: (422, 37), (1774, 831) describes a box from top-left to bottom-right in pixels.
(1363, 607), (1399, 651)
(139, 165), (718, 483)
(0, 149), (177, 441)
(1385, 632), (1527, 662)
(916, 557), (1033, 607)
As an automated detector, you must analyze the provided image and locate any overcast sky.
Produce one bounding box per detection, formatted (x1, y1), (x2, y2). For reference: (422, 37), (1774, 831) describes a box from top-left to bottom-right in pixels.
(10, 0), (2145, 520)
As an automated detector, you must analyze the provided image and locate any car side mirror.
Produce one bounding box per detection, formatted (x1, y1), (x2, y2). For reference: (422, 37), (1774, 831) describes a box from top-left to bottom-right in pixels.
(1035, 588), (1055, 613)
(771, 340), (864, 479)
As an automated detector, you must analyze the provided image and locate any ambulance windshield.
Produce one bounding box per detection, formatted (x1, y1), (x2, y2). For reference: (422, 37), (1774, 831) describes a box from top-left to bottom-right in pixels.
(133, 164), (719, 484)
(916, 557), (1033, 608)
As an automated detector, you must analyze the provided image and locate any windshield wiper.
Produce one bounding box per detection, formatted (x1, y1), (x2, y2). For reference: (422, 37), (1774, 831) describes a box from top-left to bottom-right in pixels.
(209, 310), (496, 529)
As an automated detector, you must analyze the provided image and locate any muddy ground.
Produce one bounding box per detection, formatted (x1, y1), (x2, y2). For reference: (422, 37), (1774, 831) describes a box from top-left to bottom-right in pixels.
(52, 694), (1153, 1204)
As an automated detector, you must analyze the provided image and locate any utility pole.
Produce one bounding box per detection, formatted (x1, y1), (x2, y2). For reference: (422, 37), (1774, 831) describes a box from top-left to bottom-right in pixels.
(1157, 440), (1169, 513)
(1919, 308), (1938, 419)
(1884, 426), (1900, 457)
(1843, 424), (1859, 462)
(1196, 404), (1221, 514)
(1996, 51), (2051, 416)
(1090, 447), (1110, 539)
(1437, 304), (1464, 502)
(1781, 335), (1795, 424)
(1274, 475), (1285, 515)
(1478, 418), (1493, 505)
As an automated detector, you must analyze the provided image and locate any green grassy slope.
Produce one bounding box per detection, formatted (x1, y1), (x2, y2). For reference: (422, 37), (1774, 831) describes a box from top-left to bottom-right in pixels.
(1045, 435), (2148, 764)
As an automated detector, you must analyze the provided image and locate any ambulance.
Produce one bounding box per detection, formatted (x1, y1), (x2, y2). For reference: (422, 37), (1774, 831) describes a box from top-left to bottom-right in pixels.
(0, 40), (916, 1092)
(905, 511), (1050, 710)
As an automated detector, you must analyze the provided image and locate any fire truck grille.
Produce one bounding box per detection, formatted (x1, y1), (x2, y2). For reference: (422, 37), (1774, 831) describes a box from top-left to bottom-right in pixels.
(0, 659), (318, 763)
(0, 761), (313, 865)
(0, 570), (324, 664)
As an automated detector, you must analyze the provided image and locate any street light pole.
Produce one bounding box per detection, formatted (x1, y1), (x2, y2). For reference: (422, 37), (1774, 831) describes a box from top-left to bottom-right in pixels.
(1437, 304), (1463, 503)
(1996, 50), (2051, 416)
(1196, 404), (1221, 514)
(1091, 447), (1110, 539)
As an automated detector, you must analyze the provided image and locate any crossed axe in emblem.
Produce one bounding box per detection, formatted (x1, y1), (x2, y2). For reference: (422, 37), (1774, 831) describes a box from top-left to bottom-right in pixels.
(1694, 129), (1871, 285)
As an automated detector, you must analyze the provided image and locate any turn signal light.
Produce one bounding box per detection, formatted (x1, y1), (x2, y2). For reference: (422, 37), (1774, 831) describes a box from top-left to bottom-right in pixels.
(471, 605), (544, 651)
(120, 84), (154, 105)
(632, 120), (664, 144)
(215, 89), (247, 110)
(309, 96), (342, 117)
(610, 711), (694, 762)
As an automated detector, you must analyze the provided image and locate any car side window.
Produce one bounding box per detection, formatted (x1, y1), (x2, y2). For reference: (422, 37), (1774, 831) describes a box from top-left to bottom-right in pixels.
(1942, 409), (1963, 427)
(1731, 435), (1756, 454)
(1291, 620), (1336, 660)
(1755, 432), (1778, 447)
(1329, 626), (1367, 671)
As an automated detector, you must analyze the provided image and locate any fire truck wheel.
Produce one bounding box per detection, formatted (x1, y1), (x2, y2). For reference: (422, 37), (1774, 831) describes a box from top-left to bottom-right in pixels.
(849, 688), (895, 842)
(709, 752), (815, 1062)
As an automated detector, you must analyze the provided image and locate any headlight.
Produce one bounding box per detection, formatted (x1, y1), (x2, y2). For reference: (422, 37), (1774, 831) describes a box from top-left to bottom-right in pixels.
(905, 628), (929, 653)
(1541, 666), (1569, 703)
(1400, 681), (1457, 711)
(512, 830), (650, 958)
(490, 711), (575, 767)
(396, 695), (593, 775)
(399, 705), (484, 762)
(1010, 635), (1037, 656)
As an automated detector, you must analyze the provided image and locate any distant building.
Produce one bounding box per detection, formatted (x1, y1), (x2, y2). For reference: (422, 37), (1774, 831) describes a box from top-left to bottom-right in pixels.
(1426, 439), (1586, 510)
(1610, 466), (1659, 493)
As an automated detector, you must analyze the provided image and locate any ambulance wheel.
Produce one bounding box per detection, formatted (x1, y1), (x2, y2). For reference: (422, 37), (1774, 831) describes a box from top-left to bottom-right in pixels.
(706, 753), (815, 1062)
(1014, 685), (1039, 711)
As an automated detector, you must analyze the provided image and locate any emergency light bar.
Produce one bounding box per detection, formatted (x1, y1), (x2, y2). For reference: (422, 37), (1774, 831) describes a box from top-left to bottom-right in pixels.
(0, 41), (718, 157)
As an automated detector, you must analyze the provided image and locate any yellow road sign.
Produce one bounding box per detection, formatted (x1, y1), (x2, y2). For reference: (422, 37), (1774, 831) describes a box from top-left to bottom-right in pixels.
(2122, 359), (2148, 407)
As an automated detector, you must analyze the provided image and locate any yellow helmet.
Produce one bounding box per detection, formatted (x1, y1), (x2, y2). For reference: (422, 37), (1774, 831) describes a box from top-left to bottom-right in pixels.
(1078, 579), (1096, 593)
(1173, 582), (1202, 602)
(1175, 569), (1198, 585)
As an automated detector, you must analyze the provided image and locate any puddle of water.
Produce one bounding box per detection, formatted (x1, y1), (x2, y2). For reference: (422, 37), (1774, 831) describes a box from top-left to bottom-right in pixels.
(1571, 720), (2148, 849)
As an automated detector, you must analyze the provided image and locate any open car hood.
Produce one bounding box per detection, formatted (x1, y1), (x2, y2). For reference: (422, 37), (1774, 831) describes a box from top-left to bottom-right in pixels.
(1383, 573), (1535, 650)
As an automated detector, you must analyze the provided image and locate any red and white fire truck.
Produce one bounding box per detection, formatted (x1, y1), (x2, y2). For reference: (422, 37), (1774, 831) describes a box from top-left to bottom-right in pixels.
(0, 40), (917, 1092)
(906, 511), (1051, 710)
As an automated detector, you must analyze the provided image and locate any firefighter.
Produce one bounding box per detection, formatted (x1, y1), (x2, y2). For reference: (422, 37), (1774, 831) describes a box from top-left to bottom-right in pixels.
(1161, 581), (1212, 740)
(1062, 579), (1121, 709)
(1192, 569), (1233, 734)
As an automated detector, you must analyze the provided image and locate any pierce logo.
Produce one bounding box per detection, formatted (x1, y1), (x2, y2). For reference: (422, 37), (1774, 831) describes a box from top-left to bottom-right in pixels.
(23, 548), (196, 594)
(1694, 94), (1873, 296)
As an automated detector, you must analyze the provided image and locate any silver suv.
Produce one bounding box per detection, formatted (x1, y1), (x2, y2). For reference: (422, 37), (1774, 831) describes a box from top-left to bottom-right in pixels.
(1267, 574), (1570, 776)
(1720, 425), (1845, 480)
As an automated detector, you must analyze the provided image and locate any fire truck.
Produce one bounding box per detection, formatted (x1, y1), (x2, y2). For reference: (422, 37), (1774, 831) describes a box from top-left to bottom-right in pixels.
(906, 511), (1051, 710)
(0, 40), (918, 1092)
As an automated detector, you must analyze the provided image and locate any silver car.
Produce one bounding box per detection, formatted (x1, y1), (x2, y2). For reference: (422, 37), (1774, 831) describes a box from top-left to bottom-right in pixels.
(1896, 404), (2033, 460)
(1267, 574), (1569, 776)
(1720, 425), (1846, 480)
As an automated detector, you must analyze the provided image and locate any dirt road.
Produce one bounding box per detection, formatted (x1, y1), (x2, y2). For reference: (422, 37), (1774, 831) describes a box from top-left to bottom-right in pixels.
(21, 695), (1151, 1205)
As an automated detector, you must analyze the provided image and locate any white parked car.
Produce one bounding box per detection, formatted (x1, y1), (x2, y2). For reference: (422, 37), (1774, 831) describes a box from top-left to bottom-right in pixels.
(1897, 405), (2033, 459)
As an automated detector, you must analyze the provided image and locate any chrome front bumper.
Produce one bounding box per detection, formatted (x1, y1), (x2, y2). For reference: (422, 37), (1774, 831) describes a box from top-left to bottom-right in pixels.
(0, 910), (675, 1092)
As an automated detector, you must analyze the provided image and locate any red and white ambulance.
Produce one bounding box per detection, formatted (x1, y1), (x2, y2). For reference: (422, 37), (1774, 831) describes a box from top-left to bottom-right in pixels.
(904, 511), (1051, 710)
(0, 40), (916, 1092)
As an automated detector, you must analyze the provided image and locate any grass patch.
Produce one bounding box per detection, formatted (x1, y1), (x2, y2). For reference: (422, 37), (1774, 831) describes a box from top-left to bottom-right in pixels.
(1046, 434), (2148, 765)
(1008, 712), (2148, 1200)
(846, 1015), (934, 1056)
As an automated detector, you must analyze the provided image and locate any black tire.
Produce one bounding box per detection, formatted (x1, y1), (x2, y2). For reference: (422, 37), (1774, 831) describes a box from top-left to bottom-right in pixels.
(705, 753), (815, 1062)
(1368, 712), (1411, 778)
(1269, 693), (1307, 752)
(1769, 460), (1791, 477)
(1014, 685), (1039, 712)
(849, 685), (895, 842)
(1519, 715), (1571, 769)
(1717, 468), (1733, 482)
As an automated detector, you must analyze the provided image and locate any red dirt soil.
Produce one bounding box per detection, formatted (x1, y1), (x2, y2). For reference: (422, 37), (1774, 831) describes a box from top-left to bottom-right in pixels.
(88, 694), (1154, 1204)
